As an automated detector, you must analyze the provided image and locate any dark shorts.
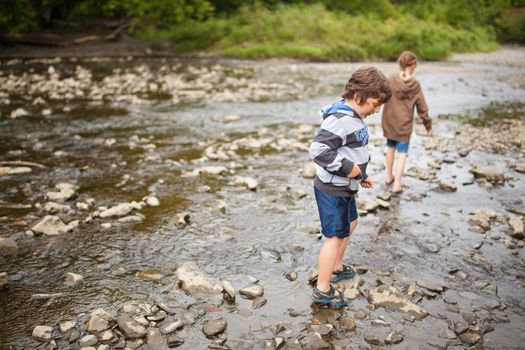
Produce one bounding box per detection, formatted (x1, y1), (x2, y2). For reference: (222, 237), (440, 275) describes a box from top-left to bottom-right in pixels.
(314, 187), (358, 239)
(387, 138), (409, 153)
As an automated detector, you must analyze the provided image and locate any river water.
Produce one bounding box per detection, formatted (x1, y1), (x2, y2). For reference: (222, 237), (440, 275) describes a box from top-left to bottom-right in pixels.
(0, 52), (524, 349)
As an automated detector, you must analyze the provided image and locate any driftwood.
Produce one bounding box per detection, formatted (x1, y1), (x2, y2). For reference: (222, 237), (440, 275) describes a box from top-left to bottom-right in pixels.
(0, 23), (129, 47)
(0, 160), (48, 169)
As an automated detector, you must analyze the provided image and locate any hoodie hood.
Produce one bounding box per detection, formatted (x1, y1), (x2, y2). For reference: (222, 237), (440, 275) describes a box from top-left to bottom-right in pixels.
(391, 75), (420, 100)
(320, 99), (356, 119)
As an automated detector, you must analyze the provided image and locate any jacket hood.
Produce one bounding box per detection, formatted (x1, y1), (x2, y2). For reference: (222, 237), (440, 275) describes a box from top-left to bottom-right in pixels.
(391, 75), (420, 100)
(320, 99), (355, 118)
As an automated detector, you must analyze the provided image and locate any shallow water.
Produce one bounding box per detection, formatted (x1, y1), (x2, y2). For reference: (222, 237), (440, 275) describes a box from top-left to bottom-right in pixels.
(0, 56), (524, 349)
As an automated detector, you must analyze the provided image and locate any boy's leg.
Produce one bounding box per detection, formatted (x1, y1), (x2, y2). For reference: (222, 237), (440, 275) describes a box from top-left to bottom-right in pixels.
(393, 153), (407, 192)
(333, 219), (358, 272)
(386, 146), (396, 184)
(316, 236), (344, 292)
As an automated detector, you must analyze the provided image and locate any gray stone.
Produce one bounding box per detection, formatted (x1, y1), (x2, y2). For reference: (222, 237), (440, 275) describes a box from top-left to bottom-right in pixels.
(0, 166), (32, 175)
(32, 325), (53, 341)
(439, 180), (457, 192)
(234, 176), (258, 190)
(0, 237), (18, 254)
(87, 309), (116, 332)
(222, 280), (235, 300)
(202, 318), (227, 337)
(58, 320), (76, 332)
(300, 163), (316, 179)
(0, 272), (7, 288)
(459, 331), (481, 345)
(454, 321), (469, 334)
(364, 335), (381, 345)
(145, 196), (160, 207)
(284, 271), (298, 281)
(385, 331), (404, 344)
(176, 261), (223, 295)
(65, 272), (84, 286)
(307, 332), (330, 349)
(274, 336), (285, 349)
(68, 329), (80, 343)
(32, 215), (74, 235)
(508, 215), (524, 239)
(339, 316), (356, 331)
(471, 165), (505, 183)
(117, 315), (146, 339)
(252, 296), (267, 309)
(167, 334), (184, 348)
(469, 209), (496, 231)
(239, 284), (264, 299)
(264, 339), (277, 350)
(308, 324), (333, 335)
(99, 330), (114, 342)
(125, 339), (144, 349)
(46, 183), (77, 202)
(79, 335), (98, 347)
(368, 286), (428, 320)
(99, 202), (141, 218)
(416, 280), (444, 292)
(160, 320), (184, 334)
(145, 328), (163, 350)
(44, 202), (71, 214)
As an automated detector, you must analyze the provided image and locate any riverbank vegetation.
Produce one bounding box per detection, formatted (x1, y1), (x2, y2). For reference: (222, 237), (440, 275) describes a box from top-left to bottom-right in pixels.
(1, 0), (524, 61)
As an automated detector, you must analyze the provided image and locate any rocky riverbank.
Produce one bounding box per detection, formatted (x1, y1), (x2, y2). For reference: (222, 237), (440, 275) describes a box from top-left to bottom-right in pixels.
(0, 49), (524, 349)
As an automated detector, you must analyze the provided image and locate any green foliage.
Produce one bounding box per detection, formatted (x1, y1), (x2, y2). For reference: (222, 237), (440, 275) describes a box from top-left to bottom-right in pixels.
(0, 0), (522, 58)
(0, 0), (35, 33)
(145, 3), (497, 61)
(103, 0), (213, 28)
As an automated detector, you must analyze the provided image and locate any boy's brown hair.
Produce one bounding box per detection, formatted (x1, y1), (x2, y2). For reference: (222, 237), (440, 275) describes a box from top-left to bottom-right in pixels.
(342, 66), (392, 105)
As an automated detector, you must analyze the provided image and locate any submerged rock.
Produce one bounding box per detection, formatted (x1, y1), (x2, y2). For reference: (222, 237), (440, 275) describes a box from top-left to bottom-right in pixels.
(176, 261), (223, 295)
(239, 284), (264, 299)
(117, 315), (147, 339)
(385, 331), (404, 344)
(439, 180), (457, 192)
(0, 272), (8, 288)
(469, 209), (497, 231)
(471, 165), (505, 184)
(64, 272), (84, 286)
(508, 215), (524, 239)
(202, 318), (227, 337)
(0, 237), (18, 254)
(368, 286), (429, 320)
(99, 202), (142, 218)
(234, 176), (258, 190)
(46, 183), (77, 202)
(0, 166), (32, 176)
(32, 325), (53, 341)
(87, 308), (116, 332)
(299, 163), (316, 179)
(32, 215), (76, 235)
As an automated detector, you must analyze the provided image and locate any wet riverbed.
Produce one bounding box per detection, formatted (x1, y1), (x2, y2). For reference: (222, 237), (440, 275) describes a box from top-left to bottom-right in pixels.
(0, 52), (524, 349)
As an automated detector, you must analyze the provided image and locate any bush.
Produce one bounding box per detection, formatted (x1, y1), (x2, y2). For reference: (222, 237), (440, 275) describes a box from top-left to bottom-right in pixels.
(141, 3), (498, 61)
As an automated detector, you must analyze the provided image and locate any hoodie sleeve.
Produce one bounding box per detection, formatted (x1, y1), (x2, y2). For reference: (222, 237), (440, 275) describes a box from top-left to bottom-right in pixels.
(415, 85), (432, 131)
(309, 116), (354, 177)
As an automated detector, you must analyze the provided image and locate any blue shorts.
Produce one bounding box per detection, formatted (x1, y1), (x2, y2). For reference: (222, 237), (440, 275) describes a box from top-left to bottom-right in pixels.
(314, 187), (358, 239)
(387, 139), (409, 153)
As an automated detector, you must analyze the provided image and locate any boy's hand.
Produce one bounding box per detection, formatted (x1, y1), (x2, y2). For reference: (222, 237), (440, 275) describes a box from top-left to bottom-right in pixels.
(360, 178), (374, 189)
(347, 164), (362, 178)
(427, 129), (433, 137)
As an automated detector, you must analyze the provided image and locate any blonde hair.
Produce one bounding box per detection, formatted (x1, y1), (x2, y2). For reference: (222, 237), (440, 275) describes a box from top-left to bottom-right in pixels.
(397, 51), (417, 69)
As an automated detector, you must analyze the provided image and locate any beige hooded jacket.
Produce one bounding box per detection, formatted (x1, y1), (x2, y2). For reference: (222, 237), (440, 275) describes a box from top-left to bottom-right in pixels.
(381, 74), (431, 142)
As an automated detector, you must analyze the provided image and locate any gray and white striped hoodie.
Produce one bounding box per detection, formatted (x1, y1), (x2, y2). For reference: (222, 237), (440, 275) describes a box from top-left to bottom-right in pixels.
(309, 99), (369, 196)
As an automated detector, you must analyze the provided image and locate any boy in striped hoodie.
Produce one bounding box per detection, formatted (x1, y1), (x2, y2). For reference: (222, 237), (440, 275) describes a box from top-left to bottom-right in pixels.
(309, 66), (392, 307)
